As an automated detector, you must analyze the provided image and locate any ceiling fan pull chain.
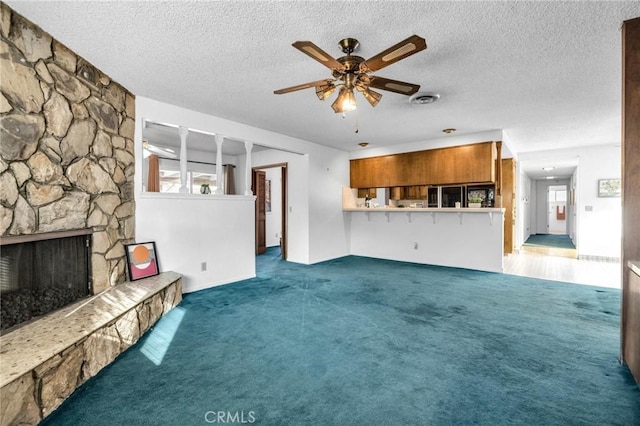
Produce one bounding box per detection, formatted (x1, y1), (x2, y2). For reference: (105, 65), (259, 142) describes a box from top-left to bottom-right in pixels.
(355, 108), (359, 134)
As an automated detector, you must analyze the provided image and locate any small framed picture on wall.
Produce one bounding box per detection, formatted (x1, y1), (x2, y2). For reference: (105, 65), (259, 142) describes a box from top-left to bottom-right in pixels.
(265, 179), (272, 212)
(597, 179), (621, 197)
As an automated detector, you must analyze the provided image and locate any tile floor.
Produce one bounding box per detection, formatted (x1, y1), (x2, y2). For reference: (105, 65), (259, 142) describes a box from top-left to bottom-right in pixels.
(504, 250), (621, 289)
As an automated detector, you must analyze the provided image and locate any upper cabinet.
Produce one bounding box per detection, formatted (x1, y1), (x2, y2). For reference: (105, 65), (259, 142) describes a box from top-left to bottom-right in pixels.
(350, 141), (498, 188)
(350, 155), (394, 188)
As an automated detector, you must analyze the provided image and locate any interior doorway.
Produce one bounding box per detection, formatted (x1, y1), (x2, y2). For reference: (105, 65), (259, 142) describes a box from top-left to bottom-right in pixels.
(252, 163), (288, 260)
(522, 181), (576, 259)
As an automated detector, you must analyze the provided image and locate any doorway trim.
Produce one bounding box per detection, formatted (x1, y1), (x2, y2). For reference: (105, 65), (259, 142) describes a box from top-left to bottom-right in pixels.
(252, 163), (288, 260)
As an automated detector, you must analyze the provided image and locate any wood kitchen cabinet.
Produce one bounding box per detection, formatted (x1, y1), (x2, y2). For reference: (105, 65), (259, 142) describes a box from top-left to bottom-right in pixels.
(350, 155), (394, 188)
(357, 188), (377, 198)
(389, 185), (427, 200)
(405, 185), (428, 199)
(501, 158), (516, 254)
(350, 141), (498, 188)
(430, 142), (496, 185)
(390, 186), (402, 200)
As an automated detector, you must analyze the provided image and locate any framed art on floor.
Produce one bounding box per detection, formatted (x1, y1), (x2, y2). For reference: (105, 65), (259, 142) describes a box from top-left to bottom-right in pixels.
(124, 242), (159, 281)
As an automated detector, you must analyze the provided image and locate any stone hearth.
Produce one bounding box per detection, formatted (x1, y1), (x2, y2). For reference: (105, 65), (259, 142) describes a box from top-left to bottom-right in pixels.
(0, 272), (182, 425)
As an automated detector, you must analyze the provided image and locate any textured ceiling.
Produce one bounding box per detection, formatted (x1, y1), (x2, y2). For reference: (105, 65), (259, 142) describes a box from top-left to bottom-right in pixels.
(6, 1), (640, 163)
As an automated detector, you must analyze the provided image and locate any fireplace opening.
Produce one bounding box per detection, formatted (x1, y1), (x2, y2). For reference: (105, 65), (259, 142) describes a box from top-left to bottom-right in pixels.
(1, 230), (92, 332)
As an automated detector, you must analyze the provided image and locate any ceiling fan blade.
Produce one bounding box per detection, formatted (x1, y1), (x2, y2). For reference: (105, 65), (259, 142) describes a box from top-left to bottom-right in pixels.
(292, 41), (346, 72)
(368, 76), (421, 96)
(274, 79), (335, 95)
(360, 35), (426, 73)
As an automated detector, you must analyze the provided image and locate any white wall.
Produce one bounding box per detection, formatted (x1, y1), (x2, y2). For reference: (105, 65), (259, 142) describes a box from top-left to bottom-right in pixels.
(348, 210), (504, 273)
(238, 147), (350, 265)
(264, 167), (282, 247)
(237, 149), (311, 264)
(308, 146), (350, 263)
(516, 168), (532, 247)
(136, 194), (255, 293)
(569, 169), (578, 243)
(574, 145), (621, 258)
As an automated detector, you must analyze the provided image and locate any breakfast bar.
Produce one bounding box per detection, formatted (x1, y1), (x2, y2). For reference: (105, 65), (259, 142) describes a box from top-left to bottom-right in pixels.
(343, 204), (505, 273)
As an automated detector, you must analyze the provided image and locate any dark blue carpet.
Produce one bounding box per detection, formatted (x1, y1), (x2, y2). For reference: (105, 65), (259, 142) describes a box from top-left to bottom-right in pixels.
(524, 234), (576, 249)
(42, 248), (639, 425)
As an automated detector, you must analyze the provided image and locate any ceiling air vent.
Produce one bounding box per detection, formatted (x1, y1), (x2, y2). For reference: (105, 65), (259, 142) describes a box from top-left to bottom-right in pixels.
(410, 92), (440, 105)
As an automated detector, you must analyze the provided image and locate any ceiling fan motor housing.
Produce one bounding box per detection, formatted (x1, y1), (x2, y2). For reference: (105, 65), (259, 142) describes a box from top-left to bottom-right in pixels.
(338, 38), (360, 54)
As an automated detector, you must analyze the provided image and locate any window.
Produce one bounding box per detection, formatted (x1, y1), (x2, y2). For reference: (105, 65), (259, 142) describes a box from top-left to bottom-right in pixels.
(192, 172), (216, 193)
(158, 159), (216, 194)
(159, 169), (182, 193)
(548, 185), (567, 202)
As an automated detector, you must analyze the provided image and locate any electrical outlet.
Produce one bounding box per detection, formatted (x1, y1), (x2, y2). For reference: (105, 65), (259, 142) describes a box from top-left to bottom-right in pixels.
(414, 242), (418, 250)
(201, 262), (207, 271)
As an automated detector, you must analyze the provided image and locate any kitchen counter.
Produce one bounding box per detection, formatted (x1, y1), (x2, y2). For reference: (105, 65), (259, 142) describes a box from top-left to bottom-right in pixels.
(343, 207), (505, 213)
(342, 187), (505, 273)
(344, 207), (504, 273)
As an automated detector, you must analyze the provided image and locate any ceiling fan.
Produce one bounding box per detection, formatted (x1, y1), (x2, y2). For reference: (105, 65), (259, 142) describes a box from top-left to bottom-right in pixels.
(274, 35), (427, 113)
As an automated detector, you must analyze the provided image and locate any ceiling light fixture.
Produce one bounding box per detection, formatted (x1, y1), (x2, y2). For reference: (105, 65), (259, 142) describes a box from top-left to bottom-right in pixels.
(332, 86), (357, 113)
(542, 167), (555, 172)
(442, 128), (456, 134)
(546, 176), (555, 180)
(315, 83), (336, 100)
(358, 142), (369, 148)
(358, 87), (382, 107)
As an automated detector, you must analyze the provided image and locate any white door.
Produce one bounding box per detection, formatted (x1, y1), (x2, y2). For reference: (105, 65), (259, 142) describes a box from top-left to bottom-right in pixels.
(547, 185), (567, 235)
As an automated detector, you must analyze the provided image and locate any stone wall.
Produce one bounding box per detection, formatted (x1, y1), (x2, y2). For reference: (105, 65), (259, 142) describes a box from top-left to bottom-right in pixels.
(0, 4), (135, 292)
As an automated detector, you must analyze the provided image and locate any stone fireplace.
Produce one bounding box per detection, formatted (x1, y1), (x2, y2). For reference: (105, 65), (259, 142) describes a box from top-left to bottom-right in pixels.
(0, 3), (135, 295)
(1, 230), (93, 331)
(0, 6), (183, 424)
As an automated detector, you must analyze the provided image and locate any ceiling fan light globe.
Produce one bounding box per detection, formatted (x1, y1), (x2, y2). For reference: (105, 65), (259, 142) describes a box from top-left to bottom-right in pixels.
(342, 89), (357, 111)
(331, 94), (345, 113)
(315, 84), (336, 100)
(362, 89), (382, 107)
(332, 87), (349, 113)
